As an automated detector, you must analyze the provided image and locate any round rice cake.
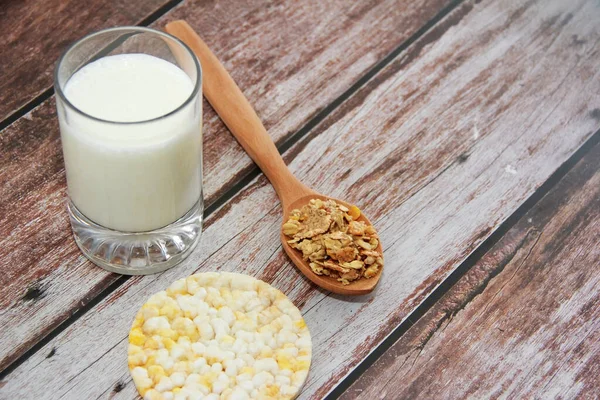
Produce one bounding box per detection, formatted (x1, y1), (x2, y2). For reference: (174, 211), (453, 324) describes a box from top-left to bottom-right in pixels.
(128, 272), (312, 400)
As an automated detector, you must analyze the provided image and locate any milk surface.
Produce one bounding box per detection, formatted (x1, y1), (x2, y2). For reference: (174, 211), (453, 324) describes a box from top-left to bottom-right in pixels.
(59, 54), (202, 232)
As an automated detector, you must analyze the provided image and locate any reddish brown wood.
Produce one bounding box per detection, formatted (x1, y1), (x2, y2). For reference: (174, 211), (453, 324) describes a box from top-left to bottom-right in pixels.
(1, 0), (599, 397)
(343, 142), (600, 399)
(0, 0), (171, 122)
(0, 0), (454, 371)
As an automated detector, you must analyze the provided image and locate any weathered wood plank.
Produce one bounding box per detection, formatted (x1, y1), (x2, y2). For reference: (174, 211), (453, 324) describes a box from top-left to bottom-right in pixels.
(0, 0), (454, 372)
(343, 138), (600, 400)
(0, 0), (172, 123)
(2, 0), (598, 397)
(161, 0), (458, 204)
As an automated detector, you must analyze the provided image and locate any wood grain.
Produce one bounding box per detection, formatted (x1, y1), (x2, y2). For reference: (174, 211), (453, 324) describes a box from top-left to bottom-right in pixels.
(343, 138), (600, 400)
(0, 0), (171, 123)
(1, 0), (598, 397)
(165, 20), (316, 207)
(161, 0), (458, 206)
(166, 20), (382, 295)
(0, 0), (454, 372)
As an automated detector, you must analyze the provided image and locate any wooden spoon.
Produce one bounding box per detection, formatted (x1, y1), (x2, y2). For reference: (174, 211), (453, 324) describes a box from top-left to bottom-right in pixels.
(166, 20), (382, 295)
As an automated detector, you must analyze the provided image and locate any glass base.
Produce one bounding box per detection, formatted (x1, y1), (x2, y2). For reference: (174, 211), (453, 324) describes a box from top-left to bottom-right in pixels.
(68, 200), (202, 275)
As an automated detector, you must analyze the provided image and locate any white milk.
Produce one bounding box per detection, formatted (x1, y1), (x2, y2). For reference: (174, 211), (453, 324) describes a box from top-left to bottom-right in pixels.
(59, 54), (202, 232)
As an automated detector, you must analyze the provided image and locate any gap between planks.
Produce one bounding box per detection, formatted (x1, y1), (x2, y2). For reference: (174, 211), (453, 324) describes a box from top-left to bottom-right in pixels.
(0, 0), (467, 378)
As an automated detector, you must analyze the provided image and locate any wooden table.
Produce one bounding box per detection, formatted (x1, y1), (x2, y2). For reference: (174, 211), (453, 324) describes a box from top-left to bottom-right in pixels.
(1, 0), (599, 398)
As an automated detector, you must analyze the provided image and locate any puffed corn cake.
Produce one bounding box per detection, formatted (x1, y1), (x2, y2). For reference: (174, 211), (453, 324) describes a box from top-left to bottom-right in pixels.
(128, 272), (312, 400)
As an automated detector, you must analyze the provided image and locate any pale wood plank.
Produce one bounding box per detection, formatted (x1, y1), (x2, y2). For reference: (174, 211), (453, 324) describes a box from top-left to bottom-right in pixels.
(343, 138), (600, 400)
(0, 0), (171, 122)
(2, 0), (599, 397)
(0, 0), (454, 371)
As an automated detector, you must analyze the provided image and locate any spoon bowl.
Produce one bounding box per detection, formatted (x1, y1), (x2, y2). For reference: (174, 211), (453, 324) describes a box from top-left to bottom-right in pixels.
(166, 21), (383, 295)
(281, 194), (383, 295)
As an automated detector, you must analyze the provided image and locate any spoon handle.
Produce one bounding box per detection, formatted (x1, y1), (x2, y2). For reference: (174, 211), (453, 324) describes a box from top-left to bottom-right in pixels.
(166, 20), (313, 207)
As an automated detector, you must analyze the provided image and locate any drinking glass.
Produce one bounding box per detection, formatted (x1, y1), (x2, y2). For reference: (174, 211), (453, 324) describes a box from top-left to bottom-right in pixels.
(54, 27), (203, 275)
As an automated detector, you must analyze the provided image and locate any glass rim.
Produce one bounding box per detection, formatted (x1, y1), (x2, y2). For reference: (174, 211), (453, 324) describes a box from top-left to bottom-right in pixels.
(54, 26), (202, 125)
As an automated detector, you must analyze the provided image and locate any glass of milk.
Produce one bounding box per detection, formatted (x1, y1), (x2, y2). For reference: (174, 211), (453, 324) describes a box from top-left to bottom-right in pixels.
(55, 27), (203, 275)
